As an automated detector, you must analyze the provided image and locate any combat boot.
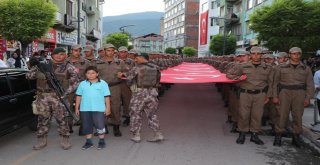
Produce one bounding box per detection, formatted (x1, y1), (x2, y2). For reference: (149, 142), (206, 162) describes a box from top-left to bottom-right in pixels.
(230, 122), (238, 133)
(250, 133), (264, 145)
(273, 133), (282, 147)
(113, 125), (122, 137)
(60, 136), (72, 150)
(236, 132), (246, 144)
(131, 133), (141, 143)
(147, 131), (164, 142)
(123, 117), (130, 127)
(292, 134), (303, 148)
(33, 136), (47, 150)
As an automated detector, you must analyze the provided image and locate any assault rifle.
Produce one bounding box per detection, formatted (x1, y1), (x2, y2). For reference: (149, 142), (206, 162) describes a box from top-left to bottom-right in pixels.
(37, 60), (80, 122)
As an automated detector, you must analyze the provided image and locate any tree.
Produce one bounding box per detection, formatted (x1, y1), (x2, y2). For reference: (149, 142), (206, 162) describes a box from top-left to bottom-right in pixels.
(105, 32), (129, 49)
(182, 46), (197, 57)
(250, 0), (320, 53)
(209, 34), (237, 55)
(0, 0), (57, 55)
(165, 47), (176, 54)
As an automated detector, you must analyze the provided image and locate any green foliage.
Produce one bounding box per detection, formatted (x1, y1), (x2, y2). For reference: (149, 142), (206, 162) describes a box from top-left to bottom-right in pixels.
(105, 32), (129, 49)
(250, 0), (320, 53)
(182, 46), (197, 57)
(165, 47), (176, 54)
(209, 34), (237, 55)
(0, 0), (57, 46)
(127, 45), (133, 51)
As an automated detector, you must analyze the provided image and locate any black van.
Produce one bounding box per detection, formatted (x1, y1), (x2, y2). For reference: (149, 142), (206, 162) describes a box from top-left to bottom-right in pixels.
(0, 68), (37, 136)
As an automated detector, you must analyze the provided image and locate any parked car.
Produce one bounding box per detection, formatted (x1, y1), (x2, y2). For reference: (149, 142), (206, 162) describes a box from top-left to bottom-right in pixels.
(0, 68), (37, 136)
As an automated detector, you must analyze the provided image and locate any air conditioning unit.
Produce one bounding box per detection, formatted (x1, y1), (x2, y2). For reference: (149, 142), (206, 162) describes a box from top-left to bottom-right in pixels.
(86, 6), (95, 15)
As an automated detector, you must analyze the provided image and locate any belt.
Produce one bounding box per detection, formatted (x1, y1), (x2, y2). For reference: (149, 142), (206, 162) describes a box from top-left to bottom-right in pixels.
(108, 81), (122, 87)
(279, 84), (306, 90)
(239, 87), (268, 94)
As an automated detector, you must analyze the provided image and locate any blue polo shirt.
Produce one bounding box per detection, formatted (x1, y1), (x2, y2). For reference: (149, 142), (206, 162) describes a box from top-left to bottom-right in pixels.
(76, 79), (110, 112)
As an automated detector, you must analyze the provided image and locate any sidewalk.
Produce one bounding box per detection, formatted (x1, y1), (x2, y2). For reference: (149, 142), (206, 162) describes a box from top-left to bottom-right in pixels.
(302, 99), (320, 153)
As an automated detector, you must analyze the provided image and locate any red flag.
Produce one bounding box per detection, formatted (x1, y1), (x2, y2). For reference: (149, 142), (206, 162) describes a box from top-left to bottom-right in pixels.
(200, 10), (209, 45)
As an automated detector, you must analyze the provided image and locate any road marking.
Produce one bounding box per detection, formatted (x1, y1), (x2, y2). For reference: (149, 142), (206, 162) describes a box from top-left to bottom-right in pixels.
(9, 151), (38, 165)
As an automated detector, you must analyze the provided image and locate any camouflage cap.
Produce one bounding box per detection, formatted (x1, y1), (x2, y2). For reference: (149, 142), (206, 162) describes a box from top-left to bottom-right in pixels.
(84, 45), (94, 52)
(250, 46), (263, 54)
(235, 50), (250, 56)
(98, 47), (104, 52)
(128, 49), (140, 55)
(262, 54), (275, 59)
(103, 43), (115, 49)
(71, 44), (82, 50)
(276, 52), (288, 58)
(289, 47), (302, 54)
(118, 46), (128, 52)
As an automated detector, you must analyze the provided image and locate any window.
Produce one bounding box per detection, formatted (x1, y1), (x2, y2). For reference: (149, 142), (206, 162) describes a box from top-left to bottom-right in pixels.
(256, 0), (263, 5)
(211, 1), (216, 9)
(66, 0), (73, 16)
(8, 73), (30, 93)
(0, 74), (10, 96)
(220, 6), (225, 17)
(181, 2), (185, 9)
(181, 14), (185, 21)
(248, 0), (254, 9)
(96, 20), (99, 31)
(180, 27), (184, 33)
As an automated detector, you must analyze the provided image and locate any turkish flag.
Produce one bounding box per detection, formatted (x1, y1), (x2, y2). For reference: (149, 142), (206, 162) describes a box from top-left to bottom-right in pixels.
(200, 10), (209, 45)
(160, 63), (241, 84)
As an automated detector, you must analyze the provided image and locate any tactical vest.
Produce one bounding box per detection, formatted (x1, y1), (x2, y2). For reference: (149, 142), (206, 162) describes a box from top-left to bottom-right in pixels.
(36, 63), (69, 92)
(98, 59), (123, 84)
(137, 63), (159, 88)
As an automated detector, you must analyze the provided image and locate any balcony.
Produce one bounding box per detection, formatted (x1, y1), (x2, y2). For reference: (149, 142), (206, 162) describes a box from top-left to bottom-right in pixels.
(85, 6), (96, 15)
(226, 0), (241, 3)
(85, 28), (101, 42)
(53, 13), (76, 33)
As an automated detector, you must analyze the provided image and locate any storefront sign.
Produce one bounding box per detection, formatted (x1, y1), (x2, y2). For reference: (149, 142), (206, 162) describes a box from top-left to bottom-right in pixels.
(39, 28), (56, 43)
(56, 31), (77, 45)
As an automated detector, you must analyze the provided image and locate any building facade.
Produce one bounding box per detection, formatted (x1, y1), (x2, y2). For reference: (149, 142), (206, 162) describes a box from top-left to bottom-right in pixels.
(133, 33), (164, 53)
(198, 0), (273, 57)
(163, 0), (199, 55)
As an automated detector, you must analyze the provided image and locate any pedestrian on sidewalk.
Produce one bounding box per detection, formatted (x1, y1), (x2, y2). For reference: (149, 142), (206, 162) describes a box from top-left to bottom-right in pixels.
(272, 47), (315, 148)
(119, 52), (164, 143)
(75, 66), (111, 150)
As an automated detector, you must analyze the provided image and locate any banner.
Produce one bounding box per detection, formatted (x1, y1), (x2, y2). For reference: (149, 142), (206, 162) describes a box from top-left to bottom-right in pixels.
(160, 63), (240, 83)
(200, 10), (209, 45)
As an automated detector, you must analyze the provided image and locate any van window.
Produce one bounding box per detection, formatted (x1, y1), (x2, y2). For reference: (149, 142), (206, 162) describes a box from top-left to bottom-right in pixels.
(0, 73), (10, 96)
(7, 72), (30, 93)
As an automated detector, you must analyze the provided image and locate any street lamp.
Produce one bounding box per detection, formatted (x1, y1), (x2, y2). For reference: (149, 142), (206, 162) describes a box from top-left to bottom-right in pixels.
(119, 25), (135, 33)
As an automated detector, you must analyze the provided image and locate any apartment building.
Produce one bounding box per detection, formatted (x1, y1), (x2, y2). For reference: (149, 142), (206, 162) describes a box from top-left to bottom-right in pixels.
(133, 33), (164, 53)
(163, 0), (199, 55)
(198, 0), (273, 57)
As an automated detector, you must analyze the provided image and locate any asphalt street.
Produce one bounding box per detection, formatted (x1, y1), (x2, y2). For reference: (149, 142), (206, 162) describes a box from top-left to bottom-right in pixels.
(0, 83), (320, 165)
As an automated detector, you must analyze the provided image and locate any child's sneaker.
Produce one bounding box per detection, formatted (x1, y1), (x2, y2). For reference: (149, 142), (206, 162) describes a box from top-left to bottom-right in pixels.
(81, 142), (93, 150)
(97, 141), (106, 150)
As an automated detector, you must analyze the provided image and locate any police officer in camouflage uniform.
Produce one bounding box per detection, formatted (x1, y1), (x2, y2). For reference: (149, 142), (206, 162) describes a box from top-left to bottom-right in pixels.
(227, 47), (274, 145)
(273, 47), (314, 147)
(118, 46), (135, 126)
(120, 52), (164, 143)
(26, 47), (79, 150)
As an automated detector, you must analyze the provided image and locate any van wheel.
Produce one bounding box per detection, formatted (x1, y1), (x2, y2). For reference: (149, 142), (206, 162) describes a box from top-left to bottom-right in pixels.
(28, 117), (38, 131)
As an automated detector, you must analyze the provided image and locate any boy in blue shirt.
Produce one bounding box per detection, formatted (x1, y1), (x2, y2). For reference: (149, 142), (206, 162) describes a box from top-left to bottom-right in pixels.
(75, 66), (111, 150)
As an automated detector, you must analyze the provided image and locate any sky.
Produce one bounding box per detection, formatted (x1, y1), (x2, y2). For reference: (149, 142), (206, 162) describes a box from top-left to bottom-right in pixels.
(102, 0), (164, 16)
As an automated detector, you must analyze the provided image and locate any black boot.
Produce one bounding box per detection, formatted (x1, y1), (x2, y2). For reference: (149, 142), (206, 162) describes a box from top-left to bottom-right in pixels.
(123, 117), (130, 127)
(69, 124), (74, 134)
(273, 133), (282, 146)
(230, 122), (238, 133)
(292, 134), (303, 148)
(236, 132), (246, 144)
(113, 125), (122, 137)
(250, 133), (264, 145)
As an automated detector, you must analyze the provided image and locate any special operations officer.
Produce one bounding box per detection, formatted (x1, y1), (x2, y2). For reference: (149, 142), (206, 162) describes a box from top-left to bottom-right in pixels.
(26, 47), (79, 150)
